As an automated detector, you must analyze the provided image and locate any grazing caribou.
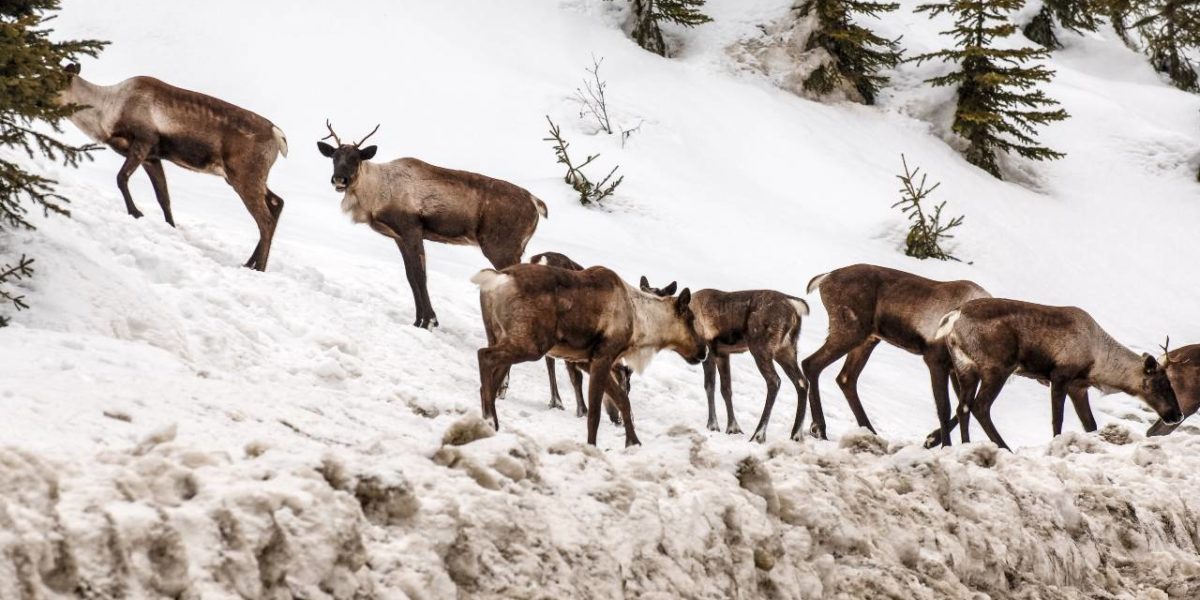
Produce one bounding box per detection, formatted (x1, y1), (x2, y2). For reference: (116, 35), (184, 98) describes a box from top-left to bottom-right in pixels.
(528, 252), (629, 423)
(472, 264), (706, 446)
(58, 64), (289, 271)
(936, 298), (1183, 450)
(1147, 343), (1200, 436)
(318, 122), (547, 329)
(802, 264), (990, 446)
(641, 279), (810, 443)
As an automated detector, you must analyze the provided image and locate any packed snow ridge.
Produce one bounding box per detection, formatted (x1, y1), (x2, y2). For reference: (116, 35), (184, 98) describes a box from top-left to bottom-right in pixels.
(5, 420), (1200, 598)
(4, 0), (1200, 597)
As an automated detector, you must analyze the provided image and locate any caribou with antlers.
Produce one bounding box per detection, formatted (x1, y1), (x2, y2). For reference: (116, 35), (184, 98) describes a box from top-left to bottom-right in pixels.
(1146, 342), (1200, 436)
(934, 299), (1183, 449)
(58, 64), (289, 270)
(318, 121), (548, 328)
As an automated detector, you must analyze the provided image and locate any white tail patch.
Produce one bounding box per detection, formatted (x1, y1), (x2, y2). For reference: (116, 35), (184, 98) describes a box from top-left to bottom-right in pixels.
(934, 310), (960, 340)
(806, 272), (830, 295)
(272, 126), (289, 158)
(788, 298), (810, 317)
(535, 256), (550, 266)
(531, 196), (548, 219)
(471, 269), (511, 292)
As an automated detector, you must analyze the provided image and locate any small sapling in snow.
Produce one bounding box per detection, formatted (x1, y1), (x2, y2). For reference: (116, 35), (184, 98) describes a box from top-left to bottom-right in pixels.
(892, 155), (963, 261)
(543, 116), (624, 206)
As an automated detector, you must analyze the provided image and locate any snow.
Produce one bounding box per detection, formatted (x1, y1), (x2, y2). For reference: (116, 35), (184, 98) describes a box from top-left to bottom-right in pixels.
(2, 0), (1200, 596)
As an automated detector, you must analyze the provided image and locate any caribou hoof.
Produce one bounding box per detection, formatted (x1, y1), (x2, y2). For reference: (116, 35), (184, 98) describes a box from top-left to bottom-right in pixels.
(750, 430), (766, 444)
(549, 399), (564, 410)
(726, 423), (743, 435)
(576, 407), (587, 418)
(923, 431), (944, 450)
(808, 424), (828, 440)
(625, 437), (642, 448)
(707, 420), (721, 432)
(128, 208), (144, 219)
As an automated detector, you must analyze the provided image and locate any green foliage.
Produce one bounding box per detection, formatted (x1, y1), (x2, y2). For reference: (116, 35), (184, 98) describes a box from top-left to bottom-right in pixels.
(627, 0), (712, 57)
(1023, 0), (1101, 49)
(798, 0), (903, 105)
(543, 117), (624, 207)
(892, 156), (963, 261)
(912, 0), (1069, 179)
(1131, 1), (1200, 92)
(1100, 0), (1138, 44)
(1, 0), (106, 325)
(0, 255), (34, 326)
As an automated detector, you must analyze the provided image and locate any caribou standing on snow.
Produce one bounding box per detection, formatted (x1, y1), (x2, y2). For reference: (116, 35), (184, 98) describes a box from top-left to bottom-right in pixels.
(802, 264), (991, 446)
(318, 122), (548, 329)
(641, 280), (811, 443)
(58, 64), (289, 271)
(527, 252), (629, 423)
(1147, 343), (1200, 436)
(472, 264), (707, 446)
(935, 298), (1183, 449)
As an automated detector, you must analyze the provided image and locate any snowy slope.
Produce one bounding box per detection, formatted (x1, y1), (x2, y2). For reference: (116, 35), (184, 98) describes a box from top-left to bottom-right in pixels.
(3, 0), (1200, 597)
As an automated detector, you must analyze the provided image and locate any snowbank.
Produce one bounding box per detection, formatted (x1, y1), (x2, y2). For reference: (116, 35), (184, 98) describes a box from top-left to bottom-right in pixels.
(5, 420), (1200, 598)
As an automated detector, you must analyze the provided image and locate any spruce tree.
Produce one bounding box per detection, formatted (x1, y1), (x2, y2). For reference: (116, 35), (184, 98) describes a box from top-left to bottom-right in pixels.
(1100, 0), (1138, 44)
(626, 0), (712, 57)
(1131, 1), (1200, 92)
(798, 0), (904, 104)
(1023, 0), (1100, 49)
(1, 0), (106, 325)
(913, 0), (1069, 179)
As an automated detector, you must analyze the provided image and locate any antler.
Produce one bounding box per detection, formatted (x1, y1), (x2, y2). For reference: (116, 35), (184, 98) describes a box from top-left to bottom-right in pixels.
(356, 123), (381, 147)
(321, 119), (342, 146)
(1161, 335), (1192, 368)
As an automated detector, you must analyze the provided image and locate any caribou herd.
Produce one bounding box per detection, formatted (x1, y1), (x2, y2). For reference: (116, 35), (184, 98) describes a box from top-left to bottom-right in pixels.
(59, 65), (1195, 449)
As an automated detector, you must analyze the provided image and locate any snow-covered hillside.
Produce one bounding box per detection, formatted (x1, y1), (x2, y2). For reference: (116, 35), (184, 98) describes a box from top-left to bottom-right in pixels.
(3, 0), (1200, 597)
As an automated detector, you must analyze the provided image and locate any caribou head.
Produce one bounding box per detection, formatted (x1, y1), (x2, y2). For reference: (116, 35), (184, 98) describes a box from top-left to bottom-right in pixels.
(316, 120), (379, 192)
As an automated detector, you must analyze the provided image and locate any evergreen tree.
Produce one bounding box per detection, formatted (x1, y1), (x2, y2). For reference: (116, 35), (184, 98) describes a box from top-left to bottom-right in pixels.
(1100, 0), (1138, 44)
(626, 0), (712, 57)
(798, 0), (904, 104)
(913, 0), (1069, 179)
(1023, 0), (1100, 49)
(1131, 1), (1200, 92)
(1, 0), (105, 325)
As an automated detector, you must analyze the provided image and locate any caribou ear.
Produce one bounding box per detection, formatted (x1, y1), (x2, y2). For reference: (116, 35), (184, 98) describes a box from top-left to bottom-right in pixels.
(661, 281), (678, 296)
(64, 63), (80, 75)
(358, 145), (378, 160)
(1143, 353), (1161, 375)
(639, 276), (651, 292)
(677, 288), (692, 312)
(317, 141), (336, 157)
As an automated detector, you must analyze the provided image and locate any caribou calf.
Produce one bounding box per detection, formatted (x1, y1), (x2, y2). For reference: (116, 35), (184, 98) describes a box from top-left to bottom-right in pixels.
(58, 64), (289, 270)
(803, 264), (990, 445)
(937, 299), (1183, 449)
(528, 252), (629, 423)
(1147, 343), (1200, 436)
(319, 122), (547, 329)
(473, 264), (706, 446)
(642, 280), (810, 443)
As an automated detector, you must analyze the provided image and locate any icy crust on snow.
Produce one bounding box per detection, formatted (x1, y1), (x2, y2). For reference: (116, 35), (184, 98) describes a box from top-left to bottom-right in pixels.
(5, 420), (1200, 599)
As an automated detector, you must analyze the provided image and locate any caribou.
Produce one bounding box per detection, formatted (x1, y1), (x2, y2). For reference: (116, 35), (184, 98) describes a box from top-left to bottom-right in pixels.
(472, 264), (706, 446)
(318, 122), (547, 329)
(935, 298), (1183, 449)
(641, 280), (810, 443)
(528, 252), (629, 423)
(1146, 343), (1200, 436)
(802, 264), (991, 446)
(58, 64), (289, 270)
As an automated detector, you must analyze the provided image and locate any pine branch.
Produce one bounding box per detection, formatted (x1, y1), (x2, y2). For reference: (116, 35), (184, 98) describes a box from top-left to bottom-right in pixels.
(543, 116), (624, 206)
